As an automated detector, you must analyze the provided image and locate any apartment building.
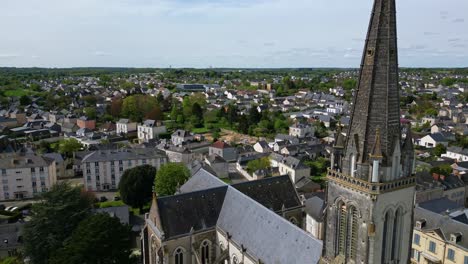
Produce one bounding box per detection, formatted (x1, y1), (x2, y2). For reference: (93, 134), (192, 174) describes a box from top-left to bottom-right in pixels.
(411, 206), (468, 264)
(81, 148), (167, 191)
(0, 154), (57, 201)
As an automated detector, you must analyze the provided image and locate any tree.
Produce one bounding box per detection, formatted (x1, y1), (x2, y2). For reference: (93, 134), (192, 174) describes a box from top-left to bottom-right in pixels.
(49, 213), (134, 264)
(191, 102), (204, 128)
(19, 95), (31, 106)
(433, 144), (447, 157)
(23, 183), (94, 264)
(119, 165), (156, 212)
(430, 164), (453, 176)
(83, 107), (97, 120)
(145, 105), (163, 121)
(154, 163), (190, 196)
(246, 157), (271, 174)
(57, 138), (83, 158)
(110, 98), (123, 117)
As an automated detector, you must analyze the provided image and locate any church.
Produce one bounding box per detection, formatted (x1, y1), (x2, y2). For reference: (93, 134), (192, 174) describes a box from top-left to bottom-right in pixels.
(141, 0), (416, 263)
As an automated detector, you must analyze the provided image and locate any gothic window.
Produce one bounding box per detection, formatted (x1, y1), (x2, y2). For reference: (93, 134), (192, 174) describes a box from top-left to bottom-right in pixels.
(347, 206), (359, 260)
(336, 203), (359, 261)
(382, 211), (393, 263)
(289, 217), (298, 226)
(337, 202), (347, 256)
(201, 240), (210, 264)
(391, 208), (403, 261)
(232, 255), (239, 264)
(174, 247), (185, 264)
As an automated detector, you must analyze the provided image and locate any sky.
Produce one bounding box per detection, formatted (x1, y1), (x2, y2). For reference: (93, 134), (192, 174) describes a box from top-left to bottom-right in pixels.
(1, 0), (467, 68)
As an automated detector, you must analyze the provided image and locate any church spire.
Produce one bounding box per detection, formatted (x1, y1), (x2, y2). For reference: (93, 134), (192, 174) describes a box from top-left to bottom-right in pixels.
(343, 0), (401, 180)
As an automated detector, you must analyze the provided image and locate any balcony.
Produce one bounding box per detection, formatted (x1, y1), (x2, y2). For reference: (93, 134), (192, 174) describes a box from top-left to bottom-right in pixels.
(327, 169), (416, 195)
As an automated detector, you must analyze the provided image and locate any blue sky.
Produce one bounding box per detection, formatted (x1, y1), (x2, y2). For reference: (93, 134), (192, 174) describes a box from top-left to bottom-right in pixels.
(1, 0), (467, 68)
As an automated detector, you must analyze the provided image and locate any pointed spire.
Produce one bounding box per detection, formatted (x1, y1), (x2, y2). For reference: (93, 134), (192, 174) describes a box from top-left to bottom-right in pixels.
(370, 128), (383, 159)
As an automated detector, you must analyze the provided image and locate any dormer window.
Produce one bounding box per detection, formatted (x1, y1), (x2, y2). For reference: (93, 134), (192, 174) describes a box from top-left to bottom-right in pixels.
(450, 233), (462, 243)
(415, 219), (426, 229)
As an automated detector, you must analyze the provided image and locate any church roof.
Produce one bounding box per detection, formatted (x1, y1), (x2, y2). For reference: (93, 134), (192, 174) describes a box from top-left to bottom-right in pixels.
(231, 175), (301, 212)
(179, 167), (227, 194)
(217, 187), (323, 263)
(157, 186), (228, 239)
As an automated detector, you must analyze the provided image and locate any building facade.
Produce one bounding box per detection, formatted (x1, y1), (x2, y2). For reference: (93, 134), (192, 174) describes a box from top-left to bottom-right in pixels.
(138, 120), (167, 143)
(81, 148), (167, 191)
(0, 153), (57, 201)
(322, 0), (416, 263)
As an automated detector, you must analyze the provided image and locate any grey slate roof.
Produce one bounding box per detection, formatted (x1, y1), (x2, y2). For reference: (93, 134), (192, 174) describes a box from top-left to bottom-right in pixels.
(415, 206), (468, 250)
(157, 186), (228, 239)
(81, 148), (166, 163)
(217, 187), (323, 263)
(418, 197), (463, 214)
(305, 195), (326, 221)
(179, 167), (227, 194)
(231, 175), (301, 212)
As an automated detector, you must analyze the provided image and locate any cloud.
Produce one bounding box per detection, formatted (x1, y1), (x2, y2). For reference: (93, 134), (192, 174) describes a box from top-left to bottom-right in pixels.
(423, 32), (439, 36)
(0, 54), (20, 59)
(452, 18), (464, 23)
(448, 38), (461, 42)
(263, 42), (276, 47)
(93, 51), (111, 57)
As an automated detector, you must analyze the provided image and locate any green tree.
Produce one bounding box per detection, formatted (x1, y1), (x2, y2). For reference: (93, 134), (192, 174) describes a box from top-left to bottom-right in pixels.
(246, 157), (271, 174)
(430, 164), (453, 176)
(57, 138), (83, 158)
(433, 144), (447, 157)
(19, 95), (32, 106)
(83, 107), (97, 120)
(23, 183), (94, 264)
(49, 213), (134, 264)
(191, 102), (204, 128)
(119, 165), (156, 212)
(154, 163), (190, 196)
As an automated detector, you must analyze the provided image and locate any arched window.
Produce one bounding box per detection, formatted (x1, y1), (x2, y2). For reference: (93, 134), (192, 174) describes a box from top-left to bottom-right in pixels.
(289, 217), (298, 226)
(201, 240), (210, 264)
(232, 255), (239, 264)
(391, 208), (403, 261)
(336, 202), (347, 256)
(335, 203), (359, 261)
(347, 206), (359, 260)
(174, 247), (185, 264)
(382, 210), (393, 263)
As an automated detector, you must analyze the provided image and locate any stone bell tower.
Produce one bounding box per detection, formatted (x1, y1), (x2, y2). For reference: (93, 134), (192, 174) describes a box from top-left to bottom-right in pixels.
(321, 0), (416, 263)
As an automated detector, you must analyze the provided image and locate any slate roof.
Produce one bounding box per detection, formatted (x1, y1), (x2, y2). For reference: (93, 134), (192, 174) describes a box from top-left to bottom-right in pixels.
(418, 197), (463, 214)
(232, 175), (301, 212)
(217, 187), (323, 263)
(305, 195), (326, 221)
(157, 186), (228, 239)
(81, 148), (166, 163)
(415, 207), (468, 250)
(179, 167), (227, 194)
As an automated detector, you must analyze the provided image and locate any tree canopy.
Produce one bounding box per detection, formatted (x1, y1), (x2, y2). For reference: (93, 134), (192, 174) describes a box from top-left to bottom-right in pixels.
(49, 213), (134, 264)
(154, 163), (190, 196)
(119, 165), (157, 211)
(23, 183), (94, 264)
(246, 157), (271, 174)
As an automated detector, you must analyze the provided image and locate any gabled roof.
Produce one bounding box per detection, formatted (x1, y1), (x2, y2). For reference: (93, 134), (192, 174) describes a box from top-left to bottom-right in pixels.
(211, 140), (232, 149)
(231, 175), (301, 212)
(157, 186), (228, 239)
(217, 187), (322, 263)
(179, 167), (227, 194)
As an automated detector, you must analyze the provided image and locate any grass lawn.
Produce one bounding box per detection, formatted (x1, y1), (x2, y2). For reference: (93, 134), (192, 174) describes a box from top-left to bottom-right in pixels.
(4, 89), (30, 97)
(191, 127), (210, 134)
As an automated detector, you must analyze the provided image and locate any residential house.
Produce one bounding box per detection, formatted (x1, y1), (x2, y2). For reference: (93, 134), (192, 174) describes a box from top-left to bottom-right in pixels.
(418, 133), (449, 148)
(81, 148), (167, 191)
(289, 123), (314, 138)
(77, 116), (96, 130)
(171, 130), (194, 146)
(137, 120), (167, 143)
(208, 141), (238, 162)
(116, 119), (137, 135)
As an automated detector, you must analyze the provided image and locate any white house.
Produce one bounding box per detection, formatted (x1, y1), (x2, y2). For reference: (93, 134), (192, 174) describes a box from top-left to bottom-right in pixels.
(116, 119), (137, 135)
(442, 147), (468, 161)
(137, 120), (167, 143)
(418, 133), (449, 148)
